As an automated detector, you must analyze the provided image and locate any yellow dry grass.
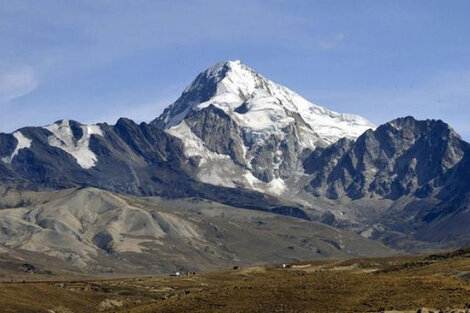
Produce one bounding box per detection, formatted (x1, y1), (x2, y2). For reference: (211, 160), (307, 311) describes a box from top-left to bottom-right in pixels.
(1, 249), (469, 313)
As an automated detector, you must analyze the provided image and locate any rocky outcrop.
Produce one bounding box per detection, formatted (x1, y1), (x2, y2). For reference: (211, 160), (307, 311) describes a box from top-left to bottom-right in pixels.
(304, 116), (468, 200)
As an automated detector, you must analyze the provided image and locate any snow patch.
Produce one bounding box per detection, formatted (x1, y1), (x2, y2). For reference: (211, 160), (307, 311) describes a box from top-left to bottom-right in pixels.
(266, 178), (287, 195)
(243, 172), (286, 196)
(43, 120), (103, 169)
(197, 166), (237, 188)
(1, 131), (32, 163)
(167, 121), (230, 163)
(360, 228), (375, 239)
(167, 121), (240, 188)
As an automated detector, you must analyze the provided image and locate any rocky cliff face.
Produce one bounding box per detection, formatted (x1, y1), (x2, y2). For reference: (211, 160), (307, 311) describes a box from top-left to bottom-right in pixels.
(304, 116), (468, 200)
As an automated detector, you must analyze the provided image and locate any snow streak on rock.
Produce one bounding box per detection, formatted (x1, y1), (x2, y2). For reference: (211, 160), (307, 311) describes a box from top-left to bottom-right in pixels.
(44, 120), (103, 169)
(1, 131), (32, 163)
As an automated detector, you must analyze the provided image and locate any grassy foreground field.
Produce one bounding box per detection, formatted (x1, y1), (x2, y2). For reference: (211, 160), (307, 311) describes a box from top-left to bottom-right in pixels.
(1, 249), (470, 313)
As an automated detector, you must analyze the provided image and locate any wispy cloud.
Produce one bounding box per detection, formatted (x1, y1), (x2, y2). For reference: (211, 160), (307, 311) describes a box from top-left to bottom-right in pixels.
(0, 66), (38, 102)
(317, 33), (346, 50)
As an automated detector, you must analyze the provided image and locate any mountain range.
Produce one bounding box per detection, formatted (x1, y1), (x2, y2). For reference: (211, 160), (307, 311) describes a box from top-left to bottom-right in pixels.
(0, 60), (468, 274)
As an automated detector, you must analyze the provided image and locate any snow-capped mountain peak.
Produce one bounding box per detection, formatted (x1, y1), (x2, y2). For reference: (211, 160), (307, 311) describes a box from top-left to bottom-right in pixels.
(153, 60), (375, 146)
(182, 60), (260, 98)
(150, 61), (376, 197)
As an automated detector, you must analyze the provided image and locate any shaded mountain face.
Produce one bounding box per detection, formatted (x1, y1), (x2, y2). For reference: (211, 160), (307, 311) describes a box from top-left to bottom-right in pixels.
(412, 150), (470, 244)
(0, 118), (189, 194)
(304, 116), (468, 200)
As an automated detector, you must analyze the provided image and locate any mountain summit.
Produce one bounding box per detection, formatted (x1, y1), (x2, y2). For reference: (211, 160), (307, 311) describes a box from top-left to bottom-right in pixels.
(153, 60), (375, 147)
(150, 61), (376, 195)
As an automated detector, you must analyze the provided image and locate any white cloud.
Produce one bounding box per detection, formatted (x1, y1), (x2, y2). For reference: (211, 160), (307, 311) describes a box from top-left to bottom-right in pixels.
(318, 33), (346, 50)
(0, 66), (38, 102)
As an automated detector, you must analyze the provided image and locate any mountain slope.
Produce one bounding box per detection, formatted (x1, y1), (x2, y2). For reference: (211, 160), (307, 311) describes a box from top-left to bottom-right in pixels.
(0, 187), (393, 274)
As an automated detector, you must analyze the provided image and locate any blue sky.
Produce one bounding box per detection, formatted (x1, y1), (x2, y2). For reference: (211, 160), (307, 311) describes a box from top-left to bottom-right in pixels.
(1, 0), (469, 139)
